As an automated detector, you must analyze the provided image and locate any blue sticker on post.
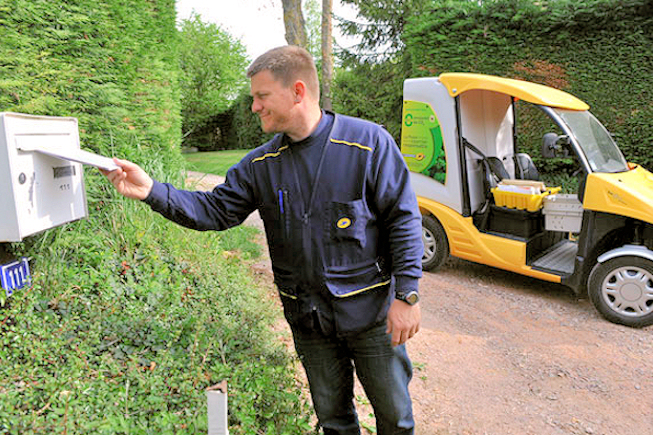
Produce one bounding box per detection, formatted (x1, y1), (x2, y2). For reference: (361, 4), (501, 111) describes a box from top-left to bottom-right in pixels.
(1, 258), (32, 297)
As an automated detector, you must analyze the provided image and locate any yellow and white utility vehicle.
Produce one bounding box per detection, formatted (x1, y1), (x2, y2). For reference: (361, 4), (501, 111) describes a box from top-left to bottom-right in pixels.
(401, 73), (653, 327)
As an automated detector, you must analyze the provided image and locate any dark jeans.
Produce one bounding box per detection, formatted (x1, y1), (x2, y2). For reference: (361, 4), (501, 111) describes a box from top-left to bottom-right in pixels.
(291, 323), (414, 435)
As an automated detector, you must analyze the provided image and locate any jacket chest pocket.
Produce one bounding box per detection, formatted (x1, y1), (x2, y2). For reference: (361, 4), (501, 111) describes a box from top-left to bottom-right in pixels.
(325, 200), (369, 247)
(259, 198), (292, 262)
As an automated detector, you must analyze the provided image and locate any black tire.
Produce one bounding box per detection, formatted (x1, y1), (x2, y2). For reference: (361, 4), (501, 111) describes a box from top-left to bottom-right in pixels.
(588, 255), (653, 328)
(421, 215), (449, 271)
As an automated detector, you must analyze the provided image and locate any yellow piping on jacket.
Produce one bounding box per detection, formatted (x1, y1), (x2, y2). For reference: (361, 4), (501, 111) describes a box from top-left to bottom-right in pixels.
(330, 138), (372, 152)
(280, 278), (390, 300)
(253, 140), (371, 163)
(333, 279), (391, 298)
(252, 145), (289, 163)
(279, 290), (297, 300)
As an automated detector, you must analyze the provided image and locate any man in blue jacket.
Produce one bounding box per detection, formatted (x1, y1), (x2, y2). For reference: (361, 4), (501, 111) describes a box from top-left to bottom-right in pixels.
(103, 45), (423, 435)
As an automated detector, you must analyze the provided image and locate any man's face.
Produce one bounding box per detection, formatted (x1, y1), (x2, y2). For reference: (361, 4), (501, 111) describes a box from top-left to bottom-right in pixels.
(250, 70), (296, 134)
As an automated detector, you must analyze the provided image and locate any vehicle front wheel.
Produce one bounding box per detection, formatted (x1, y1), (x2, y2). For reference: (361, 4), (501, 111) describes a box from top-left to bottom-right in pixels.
(422, 215), (449, 271)
(588, 255), (653, 327)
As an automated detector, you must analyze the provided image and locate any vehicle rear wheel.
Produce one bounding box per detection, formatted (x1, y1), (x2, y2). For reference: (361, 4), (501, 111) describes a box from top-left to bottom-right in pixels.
(422, 215), (449, 271)
(588, 256), (653, 327)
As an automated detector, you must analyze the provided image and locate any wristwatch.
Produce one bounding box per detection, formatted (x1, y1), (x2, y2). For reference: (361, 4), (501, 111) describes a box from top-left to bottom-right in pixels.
(395, 290), (420, 305)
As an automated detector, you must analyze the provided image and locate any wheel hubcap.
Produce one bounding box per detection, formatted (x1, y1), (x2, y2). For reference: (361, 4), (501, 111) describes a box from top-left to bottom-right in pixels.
(601, 266), (653, 317)
(422, 227), (436, 262)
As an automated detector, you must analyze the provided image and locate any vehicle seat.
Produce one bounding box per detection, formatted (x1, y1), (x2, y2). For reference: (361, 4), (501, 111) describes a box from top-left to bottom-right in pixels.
(474, 158), (513, 233)
(486, 157), (510, 185)
(514, 153), (540, 181)
(462, 140), (512, 232)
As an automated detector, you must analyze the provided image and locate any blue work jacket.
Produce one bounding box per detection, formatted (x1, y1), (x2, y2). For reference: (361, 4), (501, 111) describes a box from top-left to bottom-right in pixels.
(145, 113), (423, 335)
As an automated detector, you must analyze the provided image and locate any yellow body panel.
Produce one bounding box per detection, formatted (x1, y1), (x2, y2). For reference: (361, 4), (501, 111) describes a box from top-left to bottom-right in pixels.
(583, 166), (653, 225)
(418, 196), (562, 283)
(439, 73), (590, 111)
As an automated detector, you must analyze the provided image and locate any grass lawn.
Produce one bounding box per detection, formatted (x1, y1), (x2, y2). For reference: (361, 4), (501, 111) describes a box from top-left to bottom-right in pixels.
(183, 149), (252, 176)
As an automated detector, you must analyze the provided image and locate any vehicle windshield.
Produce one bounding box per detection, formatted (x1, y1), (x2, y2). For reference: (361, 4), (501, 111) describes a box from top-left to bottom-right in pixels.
(553, 109), (629, 173)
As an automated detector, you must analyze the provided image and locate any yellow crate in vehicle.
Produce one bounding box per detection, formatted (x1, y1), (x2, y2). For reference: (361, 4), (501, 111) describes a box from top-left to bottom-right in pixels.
(491, 181), (561, 212)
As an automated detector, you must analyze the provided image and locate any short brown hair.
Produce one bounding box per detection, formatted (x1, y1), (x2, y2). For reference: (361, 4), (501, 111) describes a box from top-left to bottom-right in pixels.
(247, 45), (320, 100)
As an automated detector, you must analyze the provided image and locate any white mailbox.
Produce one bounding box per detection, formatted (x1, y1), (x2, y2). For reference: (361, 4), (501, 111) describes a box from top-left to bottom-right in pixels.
(0, 112), (89, 242)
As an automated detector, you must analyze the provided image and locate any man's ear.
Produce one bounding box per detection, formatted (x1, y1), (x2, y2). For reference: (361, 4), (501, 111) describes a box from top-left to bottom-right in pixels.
(293, 80), (306, 103)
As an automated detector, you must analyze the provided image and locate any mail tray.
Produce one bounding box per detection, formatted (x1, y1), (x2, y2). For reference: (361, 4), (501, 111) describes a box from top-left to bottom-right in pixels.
(491, 186), (561, 212)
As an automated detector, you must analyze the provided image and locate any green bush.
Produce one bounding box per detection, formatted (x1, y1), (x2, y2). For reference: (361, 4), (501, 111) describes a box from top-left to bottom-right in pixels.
(178, 13), (249, 146)
(227, 88), (274, 150)
(333, 59), (407, 140)
(1, 199), (311, 434)
(0, 0), (184, 173)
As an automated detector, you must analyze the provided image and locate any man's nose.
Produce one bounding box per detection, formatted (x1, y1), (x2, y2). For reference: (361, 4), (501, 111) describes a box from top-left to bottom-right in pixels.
(251, 99), (262, 113)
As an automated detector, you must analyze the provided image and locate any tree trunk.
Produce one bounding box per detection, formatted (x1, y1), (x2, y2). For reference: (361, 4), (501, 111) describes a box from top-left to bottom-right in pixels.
(281, 0), (307, 47)
(320, 0), (333, 110)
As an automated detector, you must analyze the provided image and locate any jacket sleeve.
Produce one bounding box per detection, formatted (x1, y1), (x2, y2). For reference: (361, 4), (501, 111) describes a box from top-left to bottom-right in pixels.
(369, 128), (423, 293)
(143, 157), (258, 231)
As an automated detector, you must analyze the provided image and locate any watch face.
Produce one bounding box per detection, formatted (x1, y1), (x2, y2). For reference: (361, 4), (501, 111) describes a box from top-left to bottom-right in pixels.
(398, 291), (419, 305)
(405, 292), (419, 305)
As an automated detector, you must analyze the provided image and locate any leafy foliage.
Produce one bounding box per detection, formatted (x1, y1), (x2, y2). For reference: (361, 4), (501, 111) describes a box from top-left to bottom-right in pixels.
(1, 203), (312, 434)
(226, 88), (274, 150)
(303, 0), (323, 59)
(338, 0), (432, 62)
(178, 13), (249, 144)
(0, 0), (183, 171)
(333, 59), (407, 140)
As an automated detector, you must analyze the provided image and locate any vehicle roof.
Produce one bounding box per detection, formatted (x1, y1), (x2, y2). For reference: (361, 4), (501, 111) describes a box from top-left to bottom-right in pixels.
(438, 72), (590, 111)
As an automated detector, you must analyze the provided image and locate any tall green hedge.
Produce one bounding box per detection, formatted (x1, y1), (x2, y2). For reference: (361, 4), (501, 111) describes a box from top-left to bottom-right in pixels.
(405, 0), (653, 168)
(333, 59), (407, 140)
(0, 0), (183, 176)
(0, 1), (312, 433)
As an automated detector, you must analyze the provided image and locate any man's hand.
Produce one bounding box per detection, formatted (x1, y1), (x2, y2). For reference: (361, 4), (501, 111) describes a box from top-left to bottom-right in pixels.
(386, 299), (421, 347)
(100, 158), (153, 200)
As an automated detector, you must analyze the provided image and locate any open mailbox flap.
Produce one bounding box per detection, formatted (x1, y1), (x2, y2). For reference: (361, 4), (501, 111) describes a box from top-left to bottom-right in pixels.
(16, 135), (119, 171)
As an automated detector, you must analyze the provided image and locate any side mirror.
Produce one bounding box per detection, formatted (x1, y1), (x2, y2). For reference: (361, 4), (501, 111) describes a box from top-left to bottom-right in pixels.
(542, 133), (570, 158)
(542, 133), (559, 158)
